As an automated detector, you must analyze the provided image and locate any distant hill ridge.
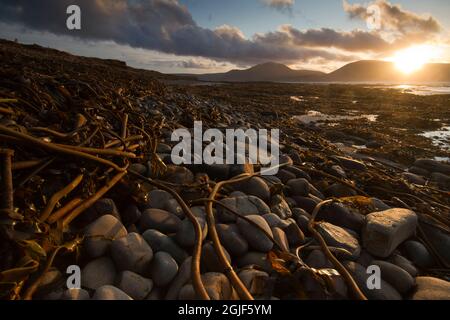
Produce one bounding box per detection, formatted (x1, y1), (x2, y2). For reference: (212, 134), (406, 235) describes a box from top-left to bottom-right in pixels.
(193, 60), (450, 83)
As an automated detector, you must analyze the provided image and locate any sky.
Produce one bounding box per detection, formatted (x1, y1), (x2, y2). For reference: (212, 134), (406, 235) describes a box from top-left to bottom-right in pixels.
(0, 0), (449, 73)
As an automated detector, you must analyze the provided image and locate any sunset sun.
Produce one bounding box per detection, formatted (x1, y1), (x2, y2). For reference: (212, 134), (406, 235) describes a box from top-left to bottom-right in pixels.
(391, 45), (437, 74)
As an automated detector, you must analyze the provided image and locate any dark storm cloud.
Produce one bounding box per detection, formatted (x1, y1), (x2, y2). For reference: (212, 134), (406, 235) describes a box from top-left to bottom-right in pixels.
(258, 26), (392, 52)
(0, 0), (443, 65)
(0, 0), (354, 64)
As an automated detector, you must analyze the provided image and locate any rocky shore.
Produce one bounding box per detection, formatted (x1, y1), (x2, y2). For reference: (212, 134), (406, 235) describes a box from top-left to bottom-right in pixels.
(0, 39), (449, 300)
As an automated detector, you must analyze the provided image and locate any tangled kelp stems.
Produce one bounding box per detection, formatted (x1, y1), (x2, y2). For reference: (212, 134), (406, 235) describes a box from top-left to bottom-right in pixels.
(128, 169), (210, 301)
(308, 199), (368, 301)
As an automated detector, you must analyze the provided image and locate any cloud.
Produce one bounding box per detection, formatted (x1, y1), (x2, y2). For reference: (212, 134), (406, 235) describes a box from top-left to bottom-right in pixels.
(0, 0), (355, 65)
(343, 0), (441, 35)
(0, 0), (444, 69)
(263, 0), (295, 15)
(260, 25), (392, 52)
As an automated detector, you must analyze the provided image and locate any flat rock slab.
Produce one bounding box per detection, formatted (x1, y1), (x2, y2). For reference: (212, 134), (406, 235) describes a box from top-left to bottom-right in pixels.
(316, 222), (361, 259)
(362, 208), (418, 258)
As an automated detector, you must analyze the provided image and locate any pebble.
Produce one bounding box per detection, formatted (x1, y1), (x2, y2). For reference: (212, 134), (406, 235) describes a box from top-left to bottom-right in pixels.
(93, 285), (133, 300)
(329, 165), (347, 179)
(81, 257), (117, 290)
(270, 195), (292, 219)
(316, 222), (361, 259)
(237, 215), (274, 252)
(276, 169), (296, 184)
(218, 195), (271, 222)
(408, 166), (430, 177)
(202, 272), (234, 300)
(317, 202), (364, 232)
(272, 227), (290, 252)
(79, 198), (121, 225)
(122, 204), (142, 227)
(116, 271), (153, 300)
(262, 213), (290, 229)
(284, 219), (305, 246)
(371, 260), (415, 294)
(284, 166), (311, 180)
(305, 250), (333, 269)
(335, 156), (367, 172)
(238, 269), (270, 297)
(156, 143), (172, 154)
(402, 172), (427, 185)
(388, 254), (418, 277)
(166, 257), (192, 300)
(411, 277), (450, 300)
(35, 268), (63, 294)
(232, 177), (270, 202)
(324, 183), (358, 198)
(201, 242), (231, 273)
(413, 159), (450, 176)
(343, 261), (402, 300)
(144, 189), (183, 217)
(431, 172), (450, 190)
(420, 223), (450, 266)
(216, 224), (249, 257)
(370, 198), (391, 211)
(291, 196), (320, 214)
(150, 252), (179, 287)
(93, 198), (120, 219)
(161, 165), (194, 184)
(402, 240), (435, 268)
(263, 176), (282, 185)
(296, 215), (310, 234)
(237, 252), (272, 273)
(356, 250), (374, 267)
(83, 215), (127, 258)
(175, 217), (208, 248)
(61, 289), (90, 300)
(138, 208), (181, 234)
(143, 229), (188, 264)
(286, 178), (310, 197)
(110, 232), (153, 275)
(362, 208), (418, 258)
(279, 154), (294, 166)
(129, 163), (148, 176)
(229, 163), (254, 179)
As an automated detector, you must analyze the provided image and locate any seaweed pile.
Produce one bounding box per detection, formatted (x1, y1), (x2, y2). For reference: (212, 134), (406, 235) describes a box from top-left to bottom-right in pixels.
(0, 40), (449, 300)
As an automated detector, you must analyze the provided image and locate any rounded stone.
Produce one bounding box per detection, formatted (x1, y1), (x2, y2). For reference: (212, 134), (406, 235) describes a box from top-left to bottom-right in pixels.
(81, 256), (117, 290)
(372, 260), (415, 294)
(142, 229), (188, 264)
(83, 215), (127, 258)
(93, 285), (133, 300)
(216, 223), (249, 257)
(116, 271), (153, 300)
(286, 178), (310, 197)
(403, 240), (435, 268)
(237, 215), (273, 253)
(110, 232), (153, 275)
(138, 208), (181, 234)
(150, 252), (179, 287)
(61, 289), (90, 300)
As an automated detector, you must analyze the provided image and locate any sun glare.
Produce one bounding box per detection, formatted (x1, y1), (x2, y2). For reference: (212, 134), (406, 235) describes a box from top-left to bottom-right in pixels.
(390, 45), (437, 74)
